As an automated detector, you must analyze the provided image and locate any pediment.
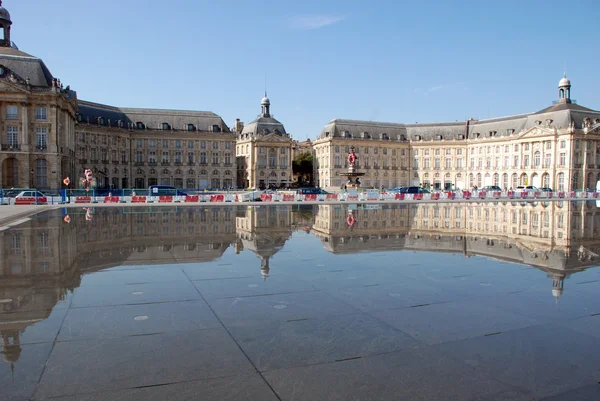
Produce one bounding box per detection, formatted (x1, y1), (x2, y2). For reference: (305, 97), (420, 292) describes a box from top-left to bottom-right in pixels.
(256, 133), (291, 143)
(0, 79), (29, 93)
(517, 126), (557, 139)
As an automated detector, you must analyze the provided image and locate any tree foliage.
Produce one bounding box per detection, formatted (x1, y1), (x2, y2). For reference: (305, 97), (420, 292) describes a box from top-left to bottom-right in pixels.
(293, 152), (313, 186)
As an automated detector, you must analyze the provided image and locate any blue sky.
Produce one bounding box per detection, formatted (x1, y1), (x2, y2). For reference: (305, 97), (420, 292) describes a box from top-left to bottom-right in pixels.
(8, 0), (599, 140)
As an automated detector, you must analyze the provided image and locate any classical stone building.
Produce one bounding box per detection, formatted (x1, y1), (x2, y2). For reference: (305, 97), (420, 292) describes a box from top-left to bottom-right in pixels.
(314, 77), (600, 191)
(0, 3), (234, 191)
(235, 94), (293, 189)
(0, 4), (78, 190)
(75, 101), (234, 189)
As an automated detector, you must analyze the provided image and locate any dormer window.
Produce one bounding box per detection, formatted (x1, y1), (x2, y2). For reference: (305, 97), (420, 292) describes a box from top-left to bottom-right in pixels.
(400, 135), (406, 141)
(435, 135), (442, 141)
(77, 114), (83, 122)
(382, 133), (389, 140)
(136, 122), (145, 129)
(212, 125), (221, 132)
(188, 124), (196, 131)
(535, 120), (542, 125)
(344, 131), (351, 138)
(325, 132), (330, 137)
(162, 123), (171, 130)
(361, 132), (370, 139)
(457, 134), (464, 140)
(414, 135), (421, 141)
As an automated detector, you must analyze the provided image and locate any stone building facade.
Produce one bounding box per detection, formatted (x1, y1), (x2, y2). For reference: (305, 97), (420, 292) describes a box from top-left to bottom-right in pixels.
(75, 101), (234, 190)
(235, 94), (293, 189)
(314, 77), (600, 191)
(0, 4), (78, 190)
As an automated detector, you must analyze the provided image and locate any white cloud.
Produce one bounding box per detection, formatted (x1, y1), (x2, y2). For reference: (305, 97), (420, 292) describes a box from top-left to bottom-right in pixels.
(289, 14), (347, 30)
(423, 81), (468, 95)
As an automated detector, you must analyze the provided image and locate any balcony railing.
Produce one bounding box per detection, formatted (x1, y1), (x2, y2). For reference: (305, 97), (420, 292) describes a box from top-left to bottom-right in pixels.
(101, 160), (109, 164)
(161, 161), (170, 166)
(135, 162), (144, 166)
(1, 144), (19, 151)
(112, 160), (119, 165)
(575, 164), (583, 168)
(187, 162), (195, 166)
(36, 145), (47, 152)
(148, 161), (157, 166)
(175, 161), (182, 166)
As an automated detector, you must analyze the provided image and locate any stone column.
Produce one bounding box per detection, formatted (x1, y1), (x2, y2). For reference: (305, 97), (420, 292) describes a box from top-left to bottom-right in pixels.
(21, 104), (28, 147)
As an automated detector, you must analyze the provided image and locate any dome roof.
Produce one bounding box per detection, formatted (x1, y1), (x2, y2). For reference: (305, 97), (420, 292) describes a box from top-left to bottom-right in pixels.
(261, 96), (270, 106)
(0, 4), (11, 22)
(559, 76), (571, 87)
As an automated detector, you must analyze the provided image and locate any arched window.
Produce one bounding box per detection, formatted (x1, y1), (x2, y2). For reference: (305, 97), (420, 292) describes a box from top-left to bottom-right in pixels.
(35, 159), (47, 188)
(534, 151), (541, 166)
(212, 170), (219, 175)
(502, 173), (508, 189)
(476, 173), (482, 187)
(542, 173), (549, 188)
(521, 173), (528, 186)
(512, 173), (518, 189)
(493, 173), (499, 186)
(558, 173), (565, 191)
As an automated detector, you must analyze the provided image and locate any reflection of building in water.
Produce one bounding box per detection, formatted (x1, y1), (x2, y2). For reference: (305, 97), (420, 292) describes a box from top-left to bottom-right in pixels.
(236, 206), (296, 279)
(0, 207), (237, 366)
(312, 202), (600, 300)
(0, 214), (81, 370)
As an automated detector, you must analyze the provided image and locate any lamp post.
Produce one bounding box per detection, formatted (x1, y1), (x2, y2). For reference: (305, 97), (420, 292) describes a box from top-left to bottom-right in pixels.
(30, 168), (34, 189)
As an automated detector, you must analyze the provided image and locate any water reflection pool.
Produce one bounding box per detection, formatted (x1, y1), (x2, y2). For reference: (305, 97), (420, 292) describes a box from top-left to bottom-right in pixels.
(2, 202), (600, 400)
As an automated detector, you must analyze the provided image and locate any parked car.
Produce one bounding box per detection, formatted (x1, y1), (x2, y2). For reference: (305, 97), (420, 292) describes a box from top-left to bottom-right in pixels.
(15, 190), (46, 198)
(517, 185), (538, 191)
(398, 186), (430, 194)
(481, 185), (502, 191)
(148, 185), (187, 196)
(539, 187), (553, 192)
(297, 188), (329, 195)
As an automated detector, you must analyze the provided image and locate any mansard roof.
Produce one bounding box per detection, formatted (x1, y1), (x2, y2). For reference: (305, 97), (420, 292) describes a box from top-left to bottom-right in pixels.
(77, 100), (231, 132)
(319, 103), (600, 142)
(0, 47), (54, 87)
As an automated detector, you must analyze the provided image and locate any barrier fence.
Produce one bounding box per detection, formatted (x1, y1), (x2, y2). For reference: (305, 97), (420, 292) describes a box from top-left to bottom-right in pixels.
(2, 188), (599, 205)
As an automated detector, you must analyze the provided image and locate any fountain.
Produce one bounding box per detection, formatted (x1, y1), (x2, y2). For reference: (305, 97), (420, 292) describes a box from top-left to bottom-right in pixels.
(338, 146), (366, 189)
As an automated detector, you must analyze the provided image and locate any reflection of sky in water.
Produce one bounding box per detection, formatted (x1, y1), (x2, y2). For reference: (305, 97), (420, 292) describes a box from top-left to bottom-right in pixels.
(2, 202), (600, 399)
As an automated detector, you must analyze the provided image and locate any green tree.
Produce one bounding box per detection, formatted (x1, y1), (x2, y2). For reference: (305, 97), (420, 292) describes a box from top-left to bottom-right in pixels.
(293, 152), (313, 186)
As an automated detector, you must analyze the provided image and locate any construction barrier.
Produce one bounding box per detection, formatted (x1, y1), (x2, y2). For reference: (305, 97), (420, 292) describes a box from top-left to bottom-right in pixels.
(14, 197), (48, 205)
(75, 196), (92, 204)
(131, 196), (147, 203)
(103, 196), (120, 203)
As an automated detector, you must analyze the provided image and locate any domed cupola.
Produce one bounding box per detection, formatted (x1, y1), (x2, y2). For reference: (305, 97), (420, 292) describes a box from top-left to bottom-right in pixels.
(0, 1), (12, 48)
(558, 73), (571, 104)
(261, 92), (271, 117)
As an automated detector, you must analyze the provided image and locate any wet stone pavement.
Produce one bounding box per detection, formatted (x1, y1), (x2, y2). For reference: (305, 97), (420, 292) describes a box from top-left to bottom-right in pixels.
(2, 202), (600, 400)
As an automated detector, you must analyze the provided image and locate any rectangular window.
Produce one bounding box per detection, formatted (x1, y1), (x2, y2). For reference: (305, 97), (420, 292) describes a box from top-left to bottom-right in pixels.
(456, 158), (462, 168)
(149, 151), (156, 163)
(188, 152), (194, 164)
(560, 141), (566, 149)
(6, 105), (18, 119)
(6, 126), (18, 147)
(162, 151), (169, 163)
(559, 153), (566, 166)
(149, 139), (156, 148)
(188, 140), (194, 149)
(200, 152), (207, 164)
(201, 141), (206, 149)
(175, 151), (182, 163)
(36, 107), (47, 120)
(225, 153), (232, 165)
(137, 139), (143, 148)
(136, 151), (143, 163)
(163, 140), (169, 148)
(212, 142), (219, 150)
(212, 152), (219, 165)
(175, 140), (181, 149)
(36, 127), (48, 149)
(225, 142), (232, 150)
(121, 151), (127, 163)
